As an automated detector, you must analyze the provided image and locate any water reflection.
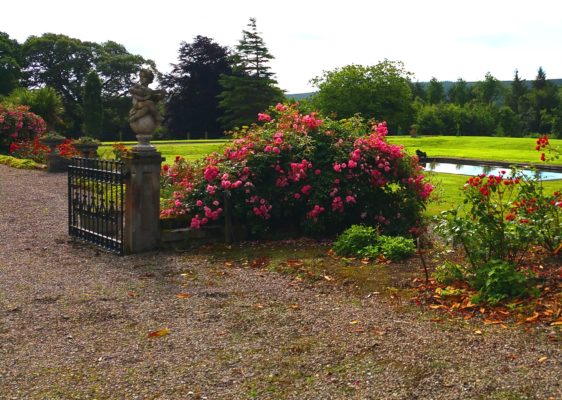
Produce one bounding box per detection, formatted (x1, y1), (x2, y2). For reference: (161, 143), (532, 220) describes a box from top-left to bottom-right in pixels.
(424, 162), (562, 181)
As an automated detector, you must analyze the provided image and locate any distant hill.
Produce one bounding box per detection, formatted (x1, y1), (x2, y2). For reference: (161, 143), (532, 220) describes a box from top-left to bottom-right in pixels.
(286, 79), (562, 99)
(286, 92), (315, 100)
(419, 79), (562, 93)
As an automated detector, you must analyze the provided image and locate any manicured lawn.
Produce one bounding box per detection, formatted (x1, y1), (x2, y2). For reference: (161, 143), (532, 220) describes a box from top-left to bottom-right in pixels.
(424, 172), (562, 216)
(99, 140), (227, 161)
(100, 136), (562, 165)
(387, 135), (562, 164)
(100, 137), (561, 216)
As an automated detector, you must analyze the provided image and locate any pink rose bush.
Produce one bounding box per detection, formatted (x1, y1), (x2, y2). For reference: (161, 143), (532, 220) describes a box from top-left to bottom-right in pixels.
(160, 103), (433, 236)
(1, 104), (46, 153)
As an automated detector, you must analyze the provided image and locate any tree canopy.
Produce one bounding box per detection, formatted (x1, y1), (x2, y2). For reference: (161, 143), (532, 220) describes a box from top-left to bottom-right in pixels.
(161, 36), (232, 138)
(311, 60), (413, 133)
(218, 18), (284, 129)
(0, 32), (21, 97)
(20, 33), (153, 135)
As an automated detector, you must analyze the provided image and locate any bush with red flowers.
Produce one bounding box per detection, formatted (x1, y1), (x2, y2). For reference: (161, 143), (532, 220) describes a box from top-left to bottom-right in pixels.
(0, 104), (46, 153)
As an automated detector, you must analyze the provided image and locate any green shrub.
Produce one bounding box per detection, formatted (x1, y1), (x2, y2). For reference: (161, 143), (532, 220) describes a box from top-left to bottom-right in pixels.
(333, 225), (378, 256)
(334, 225), (415, 261)
(470, 260), (537, 305)
(0, 155), (40, 169)
(432, 262), (466, 285)
(359, 235), (416, 261)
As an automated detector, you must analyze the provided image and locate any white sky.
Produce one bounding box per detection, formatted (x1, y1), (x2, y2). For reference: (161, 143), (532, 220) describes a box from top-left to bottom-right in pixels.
(3, 0), (562, 93)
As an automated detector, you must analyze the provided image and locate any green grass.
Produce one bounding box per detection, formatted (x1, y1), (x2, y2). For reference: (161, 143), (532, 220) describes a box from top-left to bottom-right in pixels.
(387, 135), (562, 164)
(425, 172), (562, 216)
(98, 136), (561, 216)
(99, 140), (226, 161)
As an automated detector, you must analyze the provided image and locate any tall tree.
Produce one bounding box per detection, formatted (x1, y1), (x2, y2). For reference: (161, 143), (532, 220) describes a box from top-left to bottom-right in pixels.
(82, 71), (104, 138)
(311, 61), (413, 133)
(447, 78), (472, 105)
(0, 32), (22, 96)
(161, 36), (232, 138)
(95, 41), (154, 98)
(528, 67), (560, 133)
(218, 18), (284, 129)
(533, 66), (547, 90)
(21, 33), (154, 135)
(426, 77), (445, 105)
(411, 81), (426, 102)
(508, 69), (527, 114)
(473, 72), (503, 105)
(22, 33), (96, 132)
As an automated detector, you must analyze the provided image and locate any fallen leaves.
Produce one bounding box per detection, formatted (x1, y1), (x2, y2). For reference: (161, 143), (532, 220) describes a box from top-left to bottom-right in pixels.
(176, 293), (192, 299)
(412, 255), (562, 329)
(147, 328), (171, 338)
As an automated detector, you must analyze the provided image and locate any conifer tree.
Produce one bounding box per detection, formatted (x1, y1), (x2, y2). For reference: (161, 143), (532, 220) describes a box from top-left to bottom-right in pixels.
(218, 18), (284, 129)
(508, 69), (527, 114)
(426, 77), (445, 105)
(82, 70), (103, 138)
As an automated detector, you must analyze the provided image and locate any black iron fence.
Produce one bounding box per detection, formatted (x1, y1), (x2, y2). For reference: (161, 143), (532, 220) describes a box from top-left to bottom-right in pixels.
(68, 158), (125, 255)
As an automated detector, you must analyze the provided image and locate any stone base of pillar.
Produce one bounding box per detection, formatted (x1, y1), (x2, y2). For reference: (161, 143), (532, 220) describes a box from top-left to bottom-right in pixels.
(123, 150), (164, 254)
(46, 153), (68, 173)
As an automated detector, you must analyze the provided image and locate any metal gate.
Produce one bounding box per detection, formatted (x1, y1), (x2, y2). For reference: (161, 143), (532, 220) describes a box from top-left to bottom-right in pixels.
(68, 157), (125, 255)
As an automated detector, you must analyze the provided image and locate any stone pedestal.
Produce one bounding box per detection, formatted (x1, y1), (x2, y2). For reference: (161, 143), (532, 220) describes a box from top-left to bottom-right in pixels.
(123, 149), (163, 254)
(74, 143), (100, 158)
(45, 153), (67, 172)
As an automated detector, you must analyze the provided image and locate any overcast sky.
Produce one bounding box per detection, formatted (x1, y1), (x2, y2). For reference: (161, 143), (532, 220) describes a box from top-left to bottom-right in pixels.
(4, 0), (562, 93)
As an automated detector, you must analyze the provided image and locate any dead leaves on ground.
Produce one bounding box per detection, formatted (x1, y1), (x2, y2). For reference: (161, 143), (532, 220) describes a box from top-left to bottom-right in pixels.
(413, 277), (562, 328)
(147, 328), (171, 338)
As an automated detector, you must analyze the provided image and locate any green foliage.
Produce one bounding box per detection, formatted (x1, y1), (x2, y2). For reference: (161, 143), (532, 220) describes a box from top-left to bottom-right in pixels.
(20, 33), (154, 136)
(432, 262), (466, 285)
(218, 18), (284, 130)
(311, 61), (413, 133)
(359, 235), (416, 261)
(0, 32), (21, 96)
(472, 72), (504, 105)
(470, 260), (537, 305)
(426, 77), (445, 105)
(507, 69), (527, 114)
(5, 87), (64, 131)
(162, 36), (232, 138)
(333, 225), (378, 256)
(447, 78), (472, 106)
(82, 71), (104, 138)
(415, 103), (496, 135)
(0, 154), (40, 169)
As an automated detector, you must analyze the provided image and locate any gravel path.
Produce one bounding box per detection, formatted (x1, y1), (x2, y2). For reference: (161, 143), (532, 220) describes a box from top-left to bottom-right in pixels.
(0, 165), (560, 400)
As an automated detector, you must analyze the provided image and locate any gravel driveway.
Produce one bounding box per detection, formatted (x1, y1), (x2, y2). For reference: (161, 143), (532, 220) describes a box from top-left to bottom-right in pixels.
(0, 165), (560, 400)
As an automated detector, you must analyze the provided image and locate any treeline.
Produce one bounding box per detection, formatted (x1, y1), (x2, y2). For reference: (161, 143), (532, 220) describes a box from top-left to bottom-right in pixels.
(3, 23), (561, 140)
(0, 32), (152, 140)
(0, 18), (283, 140)
(410, 71), (562, 137)
(307, 65), (562, 138)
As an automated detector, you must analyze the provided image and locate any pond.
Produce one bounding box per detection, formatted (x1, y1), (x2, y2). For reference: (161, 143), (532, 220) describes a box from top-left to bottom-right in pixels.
(424, 162), (562, 181)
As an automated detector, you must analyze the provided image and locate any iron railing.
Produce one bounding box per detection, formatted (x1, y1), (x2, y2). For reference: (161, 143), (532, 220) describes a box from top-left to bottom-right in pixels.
(68, 158), (125, 255)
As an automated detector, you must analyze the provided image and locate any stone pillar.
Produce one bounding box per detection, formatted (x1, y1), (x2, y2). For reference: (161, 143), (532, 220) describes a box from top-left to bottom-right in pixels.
(123, 149), (163, 254)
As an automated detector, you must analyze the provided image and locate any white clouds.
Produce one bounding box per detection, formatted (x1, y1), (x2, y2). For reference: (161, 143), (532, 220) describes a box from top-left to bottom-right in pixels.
(4, 0), (562, 92)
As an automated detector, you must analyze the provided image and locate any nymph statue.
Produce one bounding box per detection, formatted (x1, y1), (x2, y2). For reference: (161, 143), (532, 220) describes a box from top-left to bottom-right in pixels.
(129, 68), (165, 150)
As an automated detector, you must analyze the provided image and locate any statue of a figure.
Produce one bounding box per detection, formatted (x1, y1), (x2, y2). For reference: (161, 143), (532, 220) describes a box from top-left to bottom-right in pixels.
(129, 69), (165, 143)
